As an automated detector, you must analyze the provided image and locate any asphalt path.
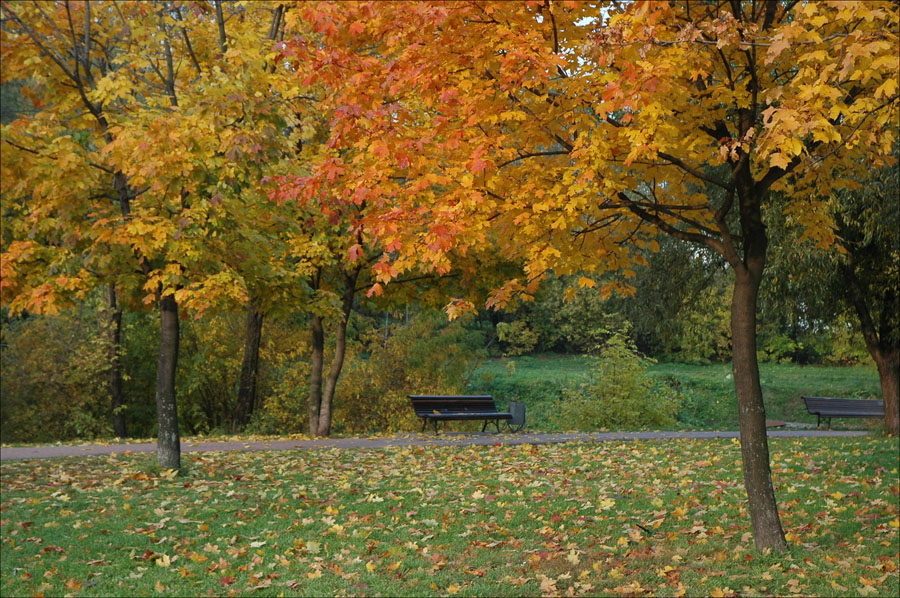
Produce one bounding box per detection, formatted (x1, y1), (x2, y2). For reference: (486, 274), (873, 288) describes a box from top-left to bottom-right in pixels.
(0, 429), (870, 461)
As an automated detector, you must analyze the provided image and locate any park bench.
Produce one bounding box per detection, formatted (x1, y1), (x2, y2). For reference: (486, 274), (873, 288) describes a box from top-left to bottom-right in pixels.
(802, 396), (884, 429)
(408, 394), (526, 433)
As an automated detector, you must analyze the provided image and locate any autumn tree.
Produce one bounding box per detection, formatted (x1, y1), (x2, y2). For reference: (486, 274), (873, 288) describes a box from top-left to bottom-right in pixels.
(1, 1), (304, 466)
(284, 0), (899, 551)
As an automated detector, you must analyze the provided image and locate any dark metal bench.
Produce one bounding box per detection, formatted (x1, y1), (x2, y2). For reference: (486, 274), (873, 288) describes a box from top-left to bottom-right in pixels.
(802, 396), (884, 428)
(408, 395), (525, 433)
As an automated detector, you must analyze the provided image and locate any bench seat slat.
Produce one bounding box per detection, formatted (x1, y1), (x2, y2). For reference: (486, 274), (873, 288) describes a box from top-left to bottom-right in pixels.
(802, 396), (884, 428)
(425, 412), (512, 420)
(409, 394), (512, 432)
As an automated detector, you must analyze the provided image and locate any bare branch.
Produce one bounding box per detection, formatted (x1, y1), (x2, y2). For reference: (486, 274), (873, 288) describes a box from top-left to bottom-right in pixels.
(173, 6), (202, 76)
(618, 192), (726, 255)
(3, 138), (115, 174)
(214, 0), (227, 54)
(657, 151), (733, 190)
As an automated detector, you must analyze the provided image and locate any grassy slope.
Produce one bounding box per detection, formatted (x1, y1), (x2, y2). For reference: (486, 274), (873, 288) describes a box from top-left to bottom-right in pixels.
(468, 355), (882, 431)
(2, 437), (897, 597)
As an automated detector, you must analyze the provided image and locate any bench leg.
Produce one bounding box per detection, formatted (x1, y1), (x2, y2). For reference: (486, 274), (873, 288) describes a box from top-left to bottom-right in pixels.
(506, 421), (524, 433)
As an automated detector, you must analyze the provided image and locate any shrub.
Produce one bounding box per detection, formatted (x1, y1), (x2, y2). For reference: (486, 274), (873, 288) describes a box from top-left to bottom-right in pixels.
(517, 275), (629, 354)
(333, 311), (484, 434)
(496, 320), (538, 356)
(244, 317), (313, 435)
(1, 304), (112, 442)
(555, 332), (680, 430)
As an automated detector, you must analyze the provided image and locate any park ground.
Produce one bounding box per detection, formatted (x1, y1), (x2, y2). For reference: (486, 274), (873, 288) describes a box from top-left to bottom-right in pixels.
(1, 359), (895, 596)
(1, 435), (897, 597)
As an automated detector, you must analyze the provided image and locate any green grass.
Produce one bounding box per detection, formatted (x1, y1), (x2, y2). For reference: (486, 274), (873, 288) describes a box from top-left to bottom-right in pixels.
(2, 437), (897, 596)
(468, 355), (882, 431)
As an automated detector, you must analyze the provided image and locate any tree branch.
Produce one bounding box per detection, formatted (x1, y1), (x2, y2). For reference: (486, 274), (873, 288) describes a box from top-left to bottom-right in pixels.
(618, 192), (726, 256)
(214, 0), (228, 54)
(657, 151), (733, 190)
(3, 138), (115, 174)
(497, 150), (569, 169)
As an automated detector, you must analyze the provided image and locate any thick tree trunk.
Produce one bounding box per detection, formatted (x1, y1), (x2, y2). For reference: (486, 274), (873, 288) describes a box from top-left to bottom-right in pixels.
(309, 314), (325, 436)
(155, 294), (181, 470)
(728, 182), (788, 552)
(233, 299), (264, 432)
(874, 351), (900, 436)
(732, 267), (787, 552)
(106, 285), (127, 437)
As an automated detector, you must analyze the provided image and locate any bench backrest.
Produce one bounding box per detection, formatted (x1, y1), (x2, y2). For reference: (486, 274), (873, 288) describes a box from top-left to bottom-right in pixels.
(803, 396), (884, 416)
(409, 395), (501, 416)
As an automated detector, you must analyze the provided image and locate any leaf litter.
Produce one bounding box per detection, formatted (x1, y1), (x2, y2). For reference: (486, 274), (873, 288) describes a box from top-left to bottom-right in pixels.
(1, 436), (897, 596)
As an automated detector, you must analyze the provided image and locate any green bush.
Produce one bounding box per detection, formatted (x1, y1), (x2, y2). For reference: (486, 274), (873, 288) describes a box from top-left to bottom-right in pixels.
(517, 275), (628, 354)
(248, 310), (485, 436)
(1, 304), (112, 442)
(496, 320), (538, 356)
(177, 314), (245, 434)
(333, 311), (484, 434)
(244, 316), (313, 435)
(555, 332), (680, 430)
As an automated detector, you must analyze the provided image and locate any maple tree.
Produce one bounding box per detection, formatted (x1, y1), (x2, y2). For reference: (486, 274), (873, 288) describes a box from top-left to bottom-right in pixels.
(283, 0), (899, 551)
(0, 1), (305, 468)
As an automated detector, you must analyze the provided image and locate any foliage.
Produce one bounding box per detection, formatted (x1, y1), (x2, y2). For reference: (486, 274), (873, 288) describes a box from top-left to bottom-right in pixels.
(358, 312), (481, 434)
(1, 436), (897, 596)
(496, 320), (539, 357)
(247, 310), (483, 435)
(472, 355), (882, 431)
(0, 1), (304, 315)
(286, 0), (898, 307)
(822, 321), (872, 366)
(516, 275), (629, 355)
(177, 316), (245, 435)
(246, 318), (314, 435)
(555, 333), (680, 431)
(0, 303), (112, 442)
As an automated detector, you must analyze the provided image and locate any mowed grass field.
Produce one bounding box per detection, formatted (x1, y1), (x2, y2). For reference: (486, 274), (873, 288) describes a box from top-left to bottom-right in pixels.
(1, 437), (897, 597)
(469, 356), (882, 431)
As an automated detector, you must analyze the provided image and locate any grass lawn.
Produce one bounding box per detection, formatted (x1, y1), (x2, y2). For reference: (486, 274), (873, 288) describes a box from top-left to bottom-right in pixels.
(469, 355), (882, 431)
(1, 436), (897, 597)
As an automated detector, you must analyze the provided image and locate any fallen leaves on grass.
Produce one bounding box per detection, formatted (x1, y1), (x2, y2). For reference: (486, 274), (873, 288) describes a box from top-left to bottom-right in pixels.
(0, 437), (897, 596)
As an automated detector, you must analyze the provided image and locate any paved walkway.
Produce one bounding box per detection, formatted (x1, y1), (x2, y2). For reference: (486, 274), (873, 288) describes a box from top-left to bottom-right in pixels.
(0, 429), (870, 461)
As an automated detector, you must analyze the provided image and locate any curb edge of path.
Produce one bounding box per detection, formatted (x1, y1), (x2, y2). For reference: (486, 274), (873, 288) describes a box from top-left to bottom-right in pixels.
(0, 430), (873, 461)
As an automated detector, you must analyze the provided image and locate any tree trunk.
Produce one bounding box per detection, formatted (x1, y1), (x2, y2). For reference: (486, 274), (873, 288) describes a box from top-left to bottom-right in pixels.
(309, 314), (325, 436)
(106, 285), (127, 437)
(307, 269), (360, 437)
(874, 351), (900, 436)
(315, 272), (358, 436)
(233, 299), (264, 432)
(730, 205), (788, 552)
(155, 294), (181, 470)
(876, 352), (900, 435)
(840, 262), (900, 436)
